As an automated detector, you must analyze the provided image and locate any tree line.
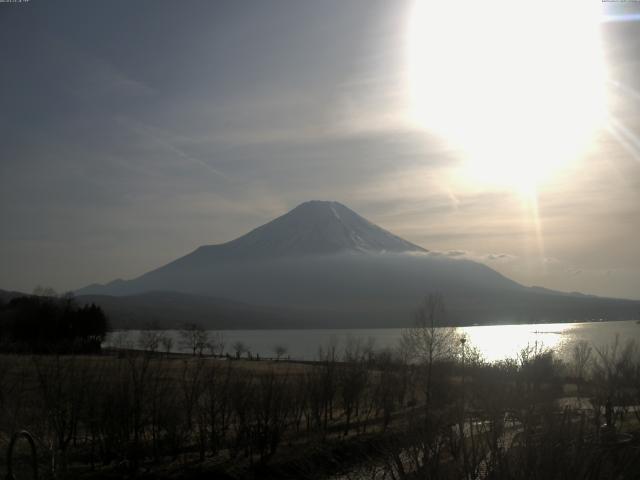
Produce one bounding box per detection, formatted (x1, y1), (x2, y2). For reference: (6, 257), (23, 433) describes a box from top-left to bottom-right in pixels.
(0, 290), (108, 353)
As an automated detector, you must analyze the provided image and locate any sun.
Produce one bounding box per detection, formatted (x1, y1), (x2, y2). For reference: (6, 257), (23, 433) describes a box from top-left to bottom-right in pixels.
(406, 0), (608, 195)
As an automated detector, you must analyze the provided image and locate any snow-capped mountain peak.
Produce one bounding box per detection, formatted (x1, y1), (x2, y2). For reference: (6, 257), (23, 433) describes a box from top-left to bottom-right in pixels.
(215, 200), (427, 257)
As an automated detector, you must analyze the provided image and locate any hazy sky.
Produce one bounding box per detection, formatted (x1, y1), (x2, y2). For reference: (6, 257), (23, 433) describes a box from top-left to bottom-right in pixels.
(1, 0), (640, 300)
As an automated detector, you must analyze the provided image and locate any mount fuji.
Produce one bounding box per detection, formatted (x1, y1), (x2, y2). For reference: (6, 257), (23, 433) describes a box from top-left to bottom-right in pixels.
(76, 201), (640, 328)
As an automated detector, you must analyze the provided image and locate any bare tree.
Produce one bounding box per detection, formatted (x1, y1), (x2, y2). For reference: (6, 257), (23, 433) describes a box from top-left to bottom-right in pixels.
(273, 344), (288, 360)
(32, 355), (92, 473)
(138, 330), (162, 354)
(232, 341), (247, 359)
(571, 340), (592, 397)
(207, 331), (225, 357)
(178, 358), (206, 459)
(160, 334), (173, 356)
(111, 330), (133, 351)
(401, 294), (457, 364)
(592, 336), (638, 430)
(401, 293), (458, 419)
(179, 323), (209, 356)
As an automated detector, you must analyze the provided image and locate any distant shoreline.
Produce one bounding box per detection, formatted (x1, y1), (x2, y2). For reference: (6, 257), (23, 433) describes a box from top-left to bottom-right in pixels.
(107, 317), (639, 331)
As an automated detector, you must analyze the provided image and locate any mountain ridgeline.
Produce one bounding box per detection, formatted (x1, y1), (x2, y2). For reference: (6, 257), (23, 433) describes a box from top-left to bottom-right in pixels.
(76, 201), (640, 329)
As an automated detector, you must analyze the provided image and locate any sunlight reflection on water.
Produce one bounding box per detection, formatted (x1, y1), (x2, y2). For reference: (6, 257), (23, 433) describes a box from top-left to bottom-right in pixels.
(458, 322), (577, 363)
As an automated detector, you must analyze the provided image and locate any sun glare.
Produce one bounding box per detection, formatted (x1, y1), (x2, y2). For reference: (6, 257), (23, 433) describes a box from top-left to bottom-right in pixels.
(406, 0), (608, 195)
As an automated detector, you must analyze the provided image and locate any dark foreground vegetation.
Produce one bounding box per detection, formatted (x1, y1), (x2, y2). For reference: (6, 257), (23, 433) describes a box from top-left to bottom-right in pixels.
(0, 292), (108, 354)
(2, 295), (640, 479)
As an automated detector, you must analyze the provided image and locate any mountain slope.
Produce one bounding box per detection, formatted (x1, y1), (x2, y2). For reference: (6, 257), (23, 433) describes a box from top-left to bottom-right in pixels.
(76, 201), (640, 327)
(76, 291), (305, 330)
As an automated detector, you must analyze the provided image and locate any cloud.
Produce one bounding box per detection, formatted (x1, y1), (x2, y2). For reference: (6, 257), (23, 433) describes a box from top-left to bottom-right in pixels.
(426, 250), (517, 263)
(444, 250), (468, 257)
(484, 253), (517, 262)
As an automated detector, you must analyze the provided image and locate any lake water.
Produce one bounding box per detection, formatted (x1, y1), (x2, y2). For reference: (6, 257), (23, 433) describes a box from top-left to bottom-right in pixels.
(106, 320), (640, 363)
